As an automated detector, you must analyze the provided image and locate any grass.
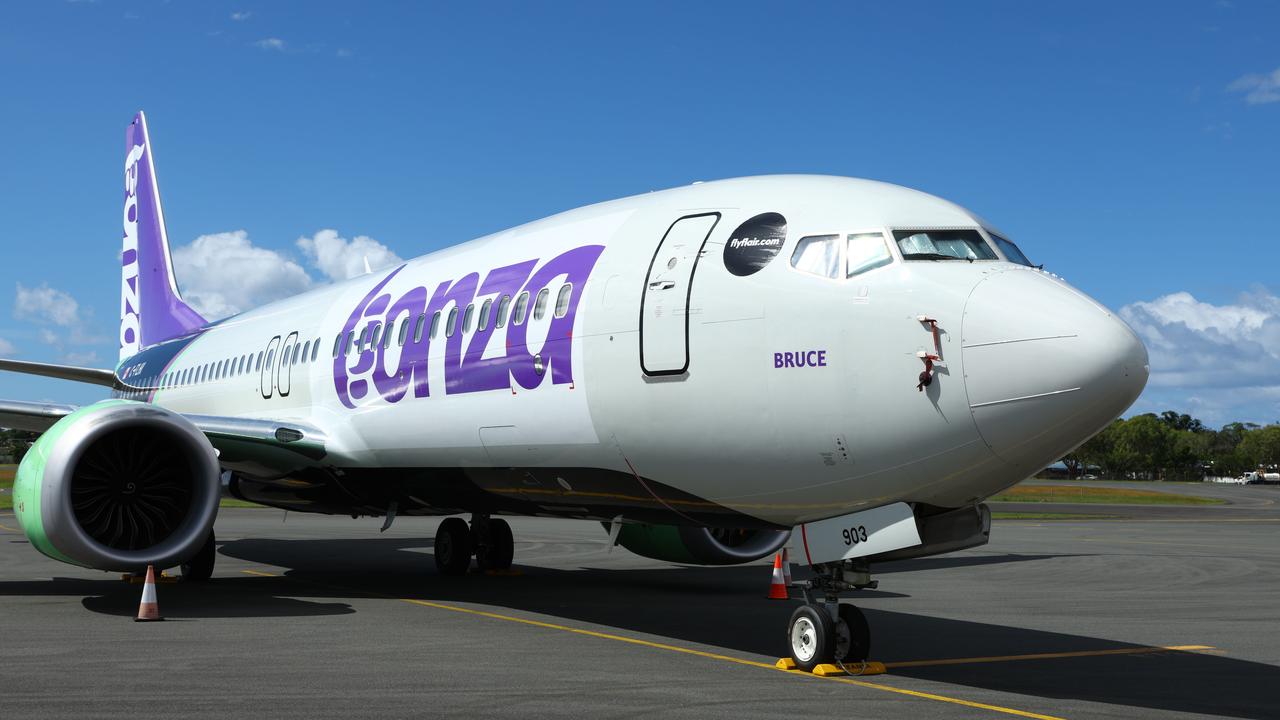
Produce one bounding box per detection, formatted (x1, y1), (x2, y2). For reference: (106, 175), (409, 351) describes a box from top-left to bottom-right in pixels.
(0, 464), (263, 512)
(989, 484), (1222, 506)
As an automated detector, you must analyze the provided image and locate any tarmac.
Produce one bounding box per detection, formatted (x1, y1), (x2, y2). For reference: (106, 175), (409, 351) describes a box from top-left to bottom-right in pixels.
(0, 482), (1276, 719)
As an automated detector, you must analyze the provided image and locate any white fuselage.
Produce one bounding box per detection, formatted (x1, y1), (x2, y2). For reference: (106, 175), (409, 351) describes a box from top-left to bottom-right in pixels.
(117, 176), (1147, 527)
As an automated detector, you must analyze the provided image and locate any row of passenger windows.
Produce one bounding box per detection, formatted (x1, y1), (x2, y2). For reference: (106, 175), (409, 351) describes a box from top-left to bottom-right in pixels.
(146, 337), (325, 391)
(789, 229), (1032, 280)
(332, 283), (573, 357)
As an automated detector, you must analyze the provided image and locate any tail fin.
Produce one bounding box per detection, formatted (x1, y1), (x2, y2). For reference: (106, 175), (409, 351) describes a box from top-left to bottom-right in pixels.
(120, 111), (206, 360)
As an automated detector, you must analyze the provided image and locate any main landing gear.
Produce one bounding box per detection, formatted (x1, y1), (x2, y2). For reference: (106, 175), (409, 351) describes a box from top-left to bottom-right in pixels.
(786, 559), (874, 672)
(433, 515), (515, 576)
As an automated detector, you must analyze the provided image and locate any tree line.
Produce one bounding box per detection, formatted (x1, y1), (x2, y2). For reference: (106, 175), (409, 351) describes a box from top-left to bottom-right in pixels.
(1063, 412), (1280, 481)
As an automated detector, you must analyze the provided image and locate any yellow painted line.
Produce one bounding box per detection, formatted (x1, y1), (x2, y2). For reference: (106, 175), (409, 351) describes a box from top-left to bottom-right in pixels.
(396, 597), (1063, 719)
(884, 645), (1214, 669)
(0, 523), (20, 533)
(237, 562), (1061, 718)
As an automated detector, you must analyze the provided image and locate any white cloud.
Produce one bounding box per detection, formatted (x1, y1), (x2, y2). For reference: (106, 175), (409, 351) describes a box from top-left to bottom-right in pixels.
(231, 11), (252, 21)
(254, 37), (286, 51)
(336, 48), (354, 58)
(296, 229), (403, 281)
(172, 231), (312, 319)
(0, 338), (15, 356)
(1120, 289), (1280, 425)
(1227, 67), (1280, 105)
(15, 283), (81, 327)
(62, 350), (99, 366)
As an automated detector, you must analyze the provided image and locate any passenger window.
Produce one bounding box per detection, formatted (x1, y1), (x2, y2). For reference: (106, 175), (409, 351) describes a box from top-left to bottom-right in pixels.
(266, 350), (274, 370)
(332, 335), (342, 358)
(301, 341), (310, 363)
(463, 304), (474, 333)
(791, 235), (841, 279)
(257, 351), (264, 370)
(413, 314), (426, 343)
(399, 319), (410, 346)
(513, 292), (529, 325)
(479, 299), (492, 331)
(345, 331), (355, 355)
(846, 233), (893, 277)
(430, 311), (440, 339)
(894, 229), (997, 261)
(312, 339), (320, 362)
(496, 295), (511, 328)
(357, 327), (369, 351)
(382, 324), (393, 349)
(533, 288), (549, 321)
(446, 307), (458, 337)
(989, 233), (1034, 267)
(370, 323), (382, 349)
(554, 284), (572, 318)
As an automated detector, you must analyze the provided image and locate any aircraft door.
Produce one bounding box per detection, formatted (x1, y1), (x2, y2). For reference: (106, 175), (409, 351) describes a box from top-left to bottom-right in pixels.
(260, 335), (280, 399)
(277, 331), (298, 397)
(640, 213), (720, 375)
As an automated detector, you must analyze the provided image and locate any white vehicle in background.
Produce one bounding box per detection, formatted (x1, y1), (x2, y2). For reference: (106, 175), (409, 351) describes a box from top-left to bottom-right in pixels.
(1242, 472), (1280, 485)
(0, 112), (1149, 671)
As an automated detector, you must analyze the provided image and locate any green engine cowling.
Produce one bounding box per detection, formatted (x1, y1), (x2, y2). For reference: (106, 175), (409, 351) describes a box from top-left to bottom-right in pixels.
(14, 400), (221, 571)
(613, 523), (791, 565)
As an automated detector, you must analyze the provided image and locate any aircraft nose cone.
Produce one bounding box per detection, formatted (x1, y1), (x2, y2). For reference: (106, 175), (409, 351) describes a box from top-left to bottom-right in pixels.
(962, 270), (1148, 471)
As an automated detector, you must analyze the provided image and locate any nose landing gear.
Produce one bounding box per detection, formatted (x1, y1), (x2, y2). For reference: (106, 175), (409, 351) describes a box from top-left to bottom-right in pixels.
(785, 560), (874, 672)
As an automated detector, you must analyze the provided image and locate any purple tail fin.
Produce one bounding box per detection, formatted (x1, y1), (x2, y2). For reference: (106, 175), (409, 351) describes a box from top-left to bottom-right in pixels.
(120, 112), (206, 360)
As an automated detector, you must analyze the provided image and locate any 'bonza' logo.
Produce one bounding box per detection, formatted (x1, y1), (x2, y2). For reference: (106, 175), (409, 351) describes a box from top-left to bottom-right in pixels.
(120, 143), (146, 357)
(334, 245), (605, 409)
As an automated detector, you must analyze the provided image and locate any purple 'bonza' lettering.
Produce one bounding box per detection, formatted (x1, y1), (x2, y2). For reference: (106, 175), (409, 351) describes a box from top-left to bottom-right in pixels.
(334, 265), (405, 409)
(371, 285), (427, 403)
(454, 260), (537, 394)
(508, 245), (605, 390)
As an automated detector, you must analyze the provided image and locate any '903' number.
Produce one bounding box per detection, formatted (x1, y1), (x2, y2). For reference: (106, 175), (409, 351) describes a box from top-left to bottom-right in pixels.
(842, 525), (868, 546)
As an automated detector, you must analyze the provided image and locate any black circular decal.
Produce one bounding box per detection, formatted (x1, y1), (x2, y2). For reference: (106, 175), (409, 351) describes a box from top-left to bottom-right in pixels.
(723, 212), (786, 277)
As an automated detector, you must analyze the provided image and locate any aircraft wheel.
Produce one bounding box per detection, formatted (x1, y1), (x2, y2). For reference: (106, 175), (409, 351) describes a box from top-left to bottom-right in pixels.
(434, 518), (472, 576)
(476, 518), (514, 571)
(787, 604), (834, 671)
(180, 530), (216, 582)
(833, 603), (871, 663)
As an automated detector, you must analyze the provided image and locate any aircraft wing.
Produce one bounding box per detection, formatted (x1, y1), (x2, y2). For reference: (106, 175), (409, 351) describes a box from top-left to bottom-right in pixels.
(0, 358), (117, 388)
(0, 399), (327, 465)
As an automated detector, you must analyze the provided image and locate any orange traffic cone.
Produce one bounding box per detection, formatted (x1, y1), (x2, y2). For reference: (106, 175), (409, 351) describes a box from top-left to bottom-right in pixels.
(767, 553), (789, 599)
(781, 547), (793, 586)
(134, 565), (164, 622)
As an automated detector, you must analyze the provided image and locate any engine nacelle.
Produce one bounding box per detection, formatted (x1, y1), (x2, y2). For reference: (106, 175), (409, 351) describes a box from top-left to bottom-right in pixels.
(613, 523), (791, 565)
(13, 400), (221, 571)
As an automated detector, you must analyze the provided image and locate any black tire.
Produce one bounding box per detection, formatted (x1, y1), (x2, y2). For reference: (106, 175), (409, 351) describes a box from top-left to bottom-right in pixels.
(476, 517), (509, 568)
(834, 603), (871, 663)
(180, 530), (216, 582)
(787, 604), (834, 671)
(434, 517), (473, 576)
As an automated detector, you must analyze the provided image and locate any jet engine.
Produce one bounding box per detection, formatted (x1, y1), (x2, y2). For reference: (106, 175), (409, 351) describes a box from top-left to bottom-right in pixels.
(12, 400), (220, 571)
(612, 523), (791, 565)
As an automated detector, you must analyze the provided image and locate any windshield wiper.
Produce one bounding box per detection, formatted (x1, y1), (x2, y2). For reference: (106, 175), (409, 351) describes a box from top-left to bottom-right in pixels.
(901, 252), (963, 261)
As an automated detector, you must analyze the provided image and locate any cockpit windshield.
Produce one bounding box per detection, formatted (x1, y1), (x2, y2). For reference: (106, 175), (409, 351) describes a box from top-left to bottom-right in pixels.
(894, 230), (996, 261)
(988, 233), (1034, 267)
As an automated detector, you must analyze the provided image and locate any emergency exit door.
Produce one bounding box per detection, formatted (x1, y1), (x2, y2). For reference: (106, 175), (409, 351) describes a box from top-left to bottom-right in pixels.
(640, 213), (720, 375)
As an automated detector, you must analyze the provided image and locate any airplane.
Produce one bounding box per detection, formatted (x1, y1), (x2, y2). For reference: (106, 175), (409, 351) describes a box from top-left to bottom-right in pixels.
(0, 112), (1147, 670)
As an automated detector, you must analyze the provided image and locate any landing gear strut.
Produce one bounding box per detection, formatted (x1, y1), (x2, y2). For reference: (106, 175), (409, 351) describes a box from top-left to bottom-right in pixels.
(179, 530), (216, 582)
(785, 559), (874, 671)
(433, 515), (515, 575)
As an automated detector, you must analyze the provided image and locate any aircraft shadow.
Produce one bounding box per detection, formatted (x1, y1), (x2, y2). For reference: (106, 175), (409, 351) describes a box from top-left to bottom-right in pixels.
(201, 536), (1275, 720)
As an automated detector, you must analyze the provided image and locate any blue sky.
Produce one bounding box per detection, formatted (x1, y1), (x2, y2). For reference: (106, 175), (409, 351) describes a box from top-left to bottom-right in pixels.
(1, 1), (1277, 426)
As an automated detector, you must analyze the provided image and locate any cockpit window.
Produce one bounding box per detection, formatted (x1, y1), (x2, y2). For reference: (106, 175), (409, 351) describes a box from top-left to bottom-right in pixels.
(989, 233), (1034, 267)
(894, 230), (996, 261)
(791, 235), (841, 279)
(847, 232), (893, 277)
